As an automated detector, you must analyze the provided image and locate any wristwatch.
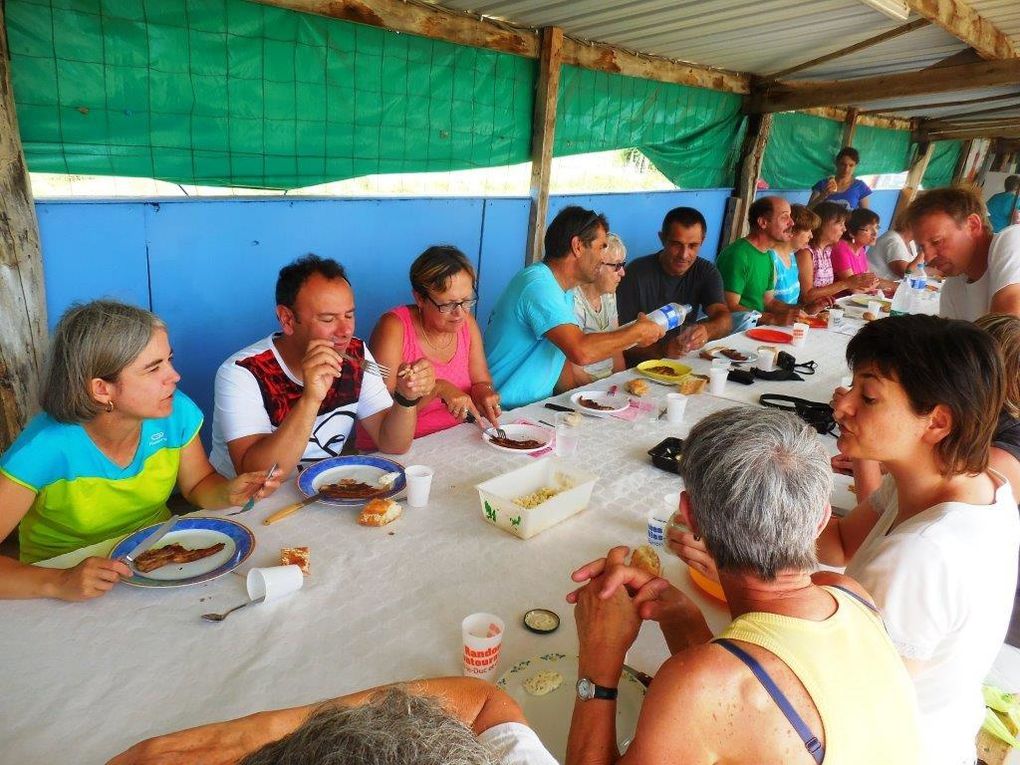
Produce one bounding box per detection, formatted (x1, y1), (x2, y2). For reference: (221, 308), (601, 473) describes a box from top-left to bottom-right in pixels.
(392, 390), (420, 408)
(576, 677), (618, 701)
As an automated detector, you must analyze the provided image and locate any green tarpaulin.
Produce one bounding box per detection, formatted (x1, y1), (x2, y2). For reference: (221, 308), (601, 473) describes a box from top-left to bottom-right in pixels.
(761, 111), (913, 189)
(921, 140), (963, 189)
(7, 0), (746, 190)
(555, 65), (747, 189)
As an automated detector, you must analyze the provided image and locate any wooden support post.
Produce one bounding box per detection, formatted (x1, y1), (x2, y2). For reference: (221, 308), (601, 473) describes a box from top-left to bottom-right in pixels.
(525, 27), (563, 265)
(892, 141), (934, 224)
(0, 5), (47, 452)
(842, 108), (859, 148)
(723, 113), (773, 247)
(952, 140), (974, 184)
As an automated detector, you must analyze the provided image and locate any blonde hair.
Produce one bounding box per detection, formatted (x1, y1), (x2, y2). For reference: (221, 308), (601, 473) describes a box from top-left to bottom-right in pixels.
(976, 313), (1020, 419)
(906, 185), (992, 233)
(606, 233), (627, 260)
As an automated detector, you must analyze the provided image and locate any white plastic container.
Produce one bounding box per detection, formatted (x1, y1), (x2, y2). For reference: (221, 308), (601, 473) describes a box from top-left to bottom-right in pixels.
(475, 457), (598, 540)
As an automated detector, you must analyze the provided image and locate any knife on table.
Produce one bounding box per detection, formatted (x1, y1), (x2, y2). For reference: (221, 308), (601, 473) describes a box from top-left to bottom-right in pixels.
(544, 403), (575, 413)
(121, 515), (179, 568)
(263, 493), (323, 526)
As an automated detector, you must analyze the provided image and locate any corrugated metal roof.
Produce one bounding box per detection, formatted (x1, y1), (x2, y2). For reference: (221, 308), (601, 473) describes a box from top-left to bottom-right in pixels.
(968, 0), (1020, 49)
(433, 0), (922, 76)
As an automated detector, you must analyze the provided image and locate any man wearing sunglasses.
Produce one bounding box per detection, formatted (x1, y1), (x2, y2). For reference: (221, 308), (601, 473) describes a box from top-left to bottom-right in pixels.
(485, 206), (665, 409)
(210, 254), (434, 479)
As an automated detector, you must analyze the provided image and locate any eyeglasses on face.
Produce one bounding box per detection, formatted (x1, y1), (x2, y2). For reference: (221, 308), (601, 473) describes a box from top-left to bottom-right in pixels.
(420, 291), (477, 314)
(600, 261), (626, 272)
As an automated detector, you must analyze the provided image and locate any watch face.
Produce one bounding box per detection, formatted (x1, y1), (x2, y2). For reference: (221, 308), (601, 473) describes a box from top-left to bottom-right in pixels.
(576, 677), (594, 700)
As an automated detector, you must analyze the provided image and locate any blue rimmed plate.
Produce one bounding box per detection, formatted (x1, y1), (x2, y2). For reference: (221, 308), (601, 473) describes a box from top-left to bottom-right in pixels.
(298, 455), (406, 507)
(110, 517), (255, 588)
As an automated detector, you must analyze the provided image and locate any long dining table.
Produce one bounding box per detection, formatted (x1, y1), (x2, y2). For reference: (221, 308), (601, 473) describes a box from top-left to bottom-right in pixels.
(0, 322), (995, 765)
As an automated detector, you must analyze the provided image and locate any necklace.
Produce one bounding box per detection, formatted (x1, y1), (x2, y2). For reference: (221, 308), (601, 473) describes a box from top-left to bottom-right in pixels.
(415, 307), (454, 351)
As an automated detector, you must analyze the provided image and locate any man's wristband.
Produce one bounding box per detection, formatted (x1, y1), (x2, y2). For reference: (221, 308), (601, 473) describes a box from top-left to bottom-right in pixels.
(393, 390), (420, 408)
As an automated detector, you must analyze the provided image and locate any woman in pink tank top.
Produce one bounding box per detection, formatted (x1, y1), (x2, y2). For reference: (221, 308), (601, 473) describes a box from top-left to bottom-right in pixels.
(357, 246), (501, 450)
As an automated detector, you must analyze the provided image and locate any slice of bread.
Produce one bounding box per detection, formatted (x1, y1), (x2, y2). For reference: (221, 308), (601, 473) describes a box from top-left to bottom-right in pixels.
(678, 374), (708, 395)
(630, 545), (661, 577)
(280, 546), (310, 575)
(357, 498), (402, 527)
(625, 378), (649, 396)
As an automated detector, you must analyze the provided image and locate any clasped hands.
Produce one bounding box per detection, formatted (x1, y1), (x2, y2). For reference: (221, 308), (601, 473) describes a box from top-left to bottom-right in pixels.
(566, 546), (701, 659)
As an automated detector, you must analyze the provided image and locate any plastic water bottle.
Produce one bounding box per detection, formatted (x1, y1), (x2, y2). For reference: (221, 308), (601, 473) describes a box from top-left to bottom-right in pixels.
(909, 262), (930, 313)
(889, 269), (913, 317)
(645, 303), (692, 332)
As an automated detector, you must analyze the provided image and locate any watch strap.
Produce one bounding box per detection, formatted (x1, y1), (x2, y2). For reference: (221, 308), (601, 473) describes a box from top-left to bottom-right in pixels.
(592, 683), (618, 700)
(392, 390), (420, 408)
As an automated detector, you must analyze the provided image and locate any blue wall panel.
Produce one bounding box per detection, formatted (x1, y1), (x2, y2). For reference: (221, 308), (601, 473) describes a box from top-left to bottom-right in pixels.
(476, 199), (529, 332)
(142, 198), (485, 440)
(37, 202), (151, 329)
(549, 189), (732, 263)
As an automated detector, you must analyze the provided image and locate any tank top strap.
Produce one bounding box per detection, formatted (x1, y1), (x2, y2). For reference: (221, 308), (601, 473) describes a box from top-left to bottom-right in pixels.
(388, 305), (425, 363)
(714, 639), (825, 764)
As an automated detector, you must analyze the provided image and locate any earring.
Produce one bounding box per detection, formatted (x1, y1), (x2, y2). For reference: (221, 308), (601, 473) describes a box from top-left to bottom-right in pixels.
(105, 400), (114, 413)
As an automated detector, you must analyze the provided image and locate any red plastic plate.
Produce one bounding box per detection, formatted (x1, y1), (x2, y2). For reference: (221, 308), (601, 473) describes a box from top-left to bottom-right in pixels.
(745, 328), (793, 344)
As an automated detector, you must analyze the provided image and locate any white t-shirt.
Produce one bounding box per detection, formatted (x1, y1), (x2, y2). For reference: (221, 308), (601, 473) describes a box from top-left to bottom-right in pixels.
(845, 473), (1020, 765)
(867, 230), (915, 281)
(210, 334), (392, 476)
(940, 225), (1020, 321)
(478, 722), (558, 765)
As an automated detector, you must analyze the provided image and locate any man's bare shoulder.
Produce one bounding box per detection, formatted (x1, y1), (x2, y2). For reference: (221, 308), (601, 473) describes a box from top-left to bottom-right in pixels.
(621, 644), (746, 765)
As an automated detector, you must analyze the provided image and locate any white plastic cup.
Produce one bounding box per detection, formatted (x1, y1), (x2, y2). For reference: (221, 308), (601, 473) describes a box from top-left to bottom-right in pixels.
(709, 367), (728, 395)
(710, 357), (731, 369)
(461, 612), (505, 679)
(555, 412), (580, 457)
(791, 322), (809, 347)
(405, 465), (434, 508)
(827, 309), (844, 329)
(756, 346), (777, 372)
(646, 507), (668, 547)
(665, 393), (688, 425)
(246, 565), (304, 603)
(867, 300), (882, 317)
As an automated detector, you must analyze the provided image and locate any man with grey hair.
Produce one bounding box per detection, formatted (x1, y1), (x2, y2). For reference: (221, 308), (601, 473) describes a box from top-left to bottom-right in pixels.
(108, 677), (556, 765)
(565, 407), (920, 764)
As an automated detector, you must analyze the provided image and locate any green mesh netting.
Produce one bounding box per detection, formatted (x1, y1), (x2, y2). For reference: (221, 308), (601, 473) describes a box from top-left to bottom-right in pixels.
(761, 111), (912, 189)
(7, 0), (747, 190)
(853, 123), (912, 175)
(761, 112), (843, 189)
(921, 140), (962, 188)
(7, 0), (537, 188)
(555, 65), (747, 188)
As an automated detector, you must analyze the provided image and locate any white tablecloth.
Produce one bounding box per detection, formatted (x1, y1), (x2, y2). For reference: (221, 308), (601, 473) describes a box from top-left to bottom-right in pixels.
(0, 328), (862, 764)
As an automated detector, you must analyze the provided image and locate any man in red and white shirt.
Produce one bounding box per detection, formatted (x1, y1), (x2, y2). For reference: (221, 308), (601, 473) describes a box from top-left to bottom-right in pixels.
(211, 255), (434, 477)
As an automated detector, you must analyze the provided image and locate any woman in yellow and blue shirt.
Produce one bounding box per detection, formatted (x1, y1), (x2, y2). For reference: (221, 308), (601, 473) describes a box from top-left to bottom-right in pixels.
(0, 301), (280, 602)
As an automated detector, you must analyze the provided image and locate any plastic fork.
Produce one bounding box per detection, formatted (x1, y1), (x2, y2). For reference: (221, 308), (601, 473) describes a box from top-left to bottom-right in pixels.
(466, 412), (506, 440)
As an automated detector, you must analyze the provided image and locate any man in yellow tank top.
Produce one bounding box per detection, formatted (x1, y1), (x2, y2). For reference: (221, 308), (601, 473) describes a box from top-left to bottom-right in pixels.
(565, 407), (920, 765)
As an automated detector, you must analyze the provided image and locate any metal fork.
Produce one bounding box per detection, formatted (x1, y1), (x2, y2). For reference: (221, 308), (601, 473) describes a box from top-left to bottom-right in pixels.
(340, 352), (392, 379)
(466, 412), (506, 440)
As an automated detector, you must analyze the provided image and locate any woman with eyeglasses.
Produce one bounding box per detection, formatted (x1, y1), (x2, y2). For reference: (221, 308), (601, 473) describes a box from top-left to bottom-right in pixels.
(831, 207), (888, 288)
(359, 246), (501, 448)
(561, 232), (628, 388)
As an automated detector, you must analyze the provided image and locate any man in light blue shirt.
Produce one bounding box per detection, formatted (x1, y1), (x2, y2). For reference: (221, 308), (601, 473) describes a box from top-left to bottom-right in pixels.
(987, 176), (1020, 233)
(485, 206), (664, 409)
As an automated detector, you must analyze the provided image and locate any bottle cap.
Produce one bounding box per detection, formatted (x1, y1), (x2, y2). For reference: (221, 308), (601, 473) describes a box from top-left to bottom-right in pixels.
(522, 608), (560, 634)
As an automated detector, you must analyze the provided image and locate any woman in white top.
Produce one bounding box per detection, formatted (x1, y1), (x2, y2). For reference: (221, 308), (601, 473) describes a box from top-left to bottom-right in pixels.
(818, 314), (1018, 765)
(560, 233), (627, 389)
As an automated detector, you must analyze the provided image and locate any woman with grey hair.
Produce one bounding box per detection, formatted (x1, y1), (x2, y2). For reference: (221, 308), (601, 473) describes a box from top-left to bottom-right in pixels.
(108, 677), (556, 764)
(565, 407), (920, 764)
(561, 233), (628, 389)
(0, 300), (280, 602)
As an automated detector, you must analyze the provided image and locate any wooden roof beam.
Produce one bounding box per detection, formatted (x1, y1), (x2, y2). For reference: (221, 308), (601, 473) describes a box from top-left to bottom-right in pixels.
(248, 0), (749, 93)
(763, 18), (930, 81)
(859, 91), (1020, 114)
(916, 121), (1020, 141)
(750, 59), (1020, 113)
(905, 0), (1017, 60)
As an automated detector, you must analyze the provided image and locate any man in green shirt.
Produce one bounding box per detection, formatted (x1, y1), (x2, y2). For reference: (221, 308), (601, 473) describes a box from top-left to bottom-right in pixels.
(716, 196), (801, 324)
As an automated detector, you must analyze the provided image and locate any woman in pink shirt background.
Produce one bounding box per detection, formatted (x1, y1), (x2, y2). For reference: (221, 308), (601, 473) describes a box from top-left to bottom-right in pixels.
(831, 207), (881, 281)
(358, 246), (501, 450)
